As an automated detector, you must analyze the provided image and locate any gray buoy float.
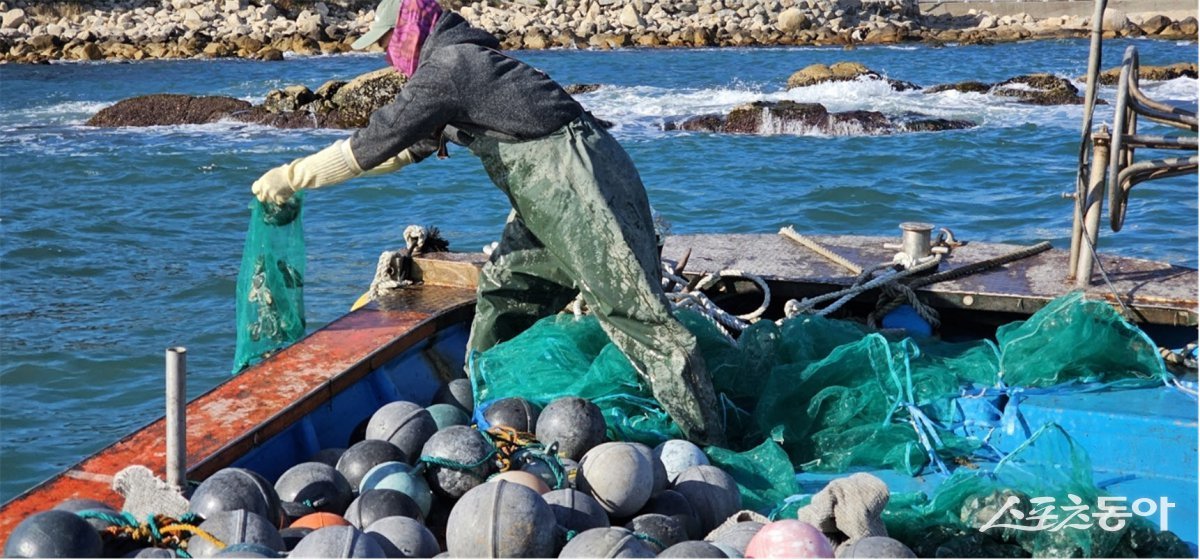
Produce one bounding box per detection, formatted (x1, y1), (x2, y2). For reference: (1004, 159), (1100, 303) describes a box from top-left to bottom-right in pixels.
(671, 465), (741, 535)
(53, 498), (119, 533)
(310, 448), (348, 468)
(359, 461), (432, 518)
(365, 516), (440, 558)
(130, 547), (176, 558)
(652, 440), (709, 483)
(212, 542), (281, 558)
(279, 527), (312, 552)
(705, 521), (763, 557)
(521, 456), (578, 490)
(482, 397), (540, 432)
(577, 442), (654, 518)
(4, 509), (103, 558)
(625, 513), (686, 553)
(336, 440), (407, 491)
(426, 404), (470, 430)
(187, 509), (283, 558)
(289, 525), (385, 558)
(628, 442), (668, 498)
(639, 489), (703, 540)
(535, 397), (606, 461)
(842, 536), (917, 558)
(542, 488), (610, 534)
(367, 401), (438, 461)
(275, 462), (354, 517)
(420, 425), (495, 499)
(445, 480), (557, 558)
(189, 468), (283, 528)
(432, 379), (473, 413)
(657, 540), (729, 558)
(343, 489), (422, 529)
(558, 527), (656, 558)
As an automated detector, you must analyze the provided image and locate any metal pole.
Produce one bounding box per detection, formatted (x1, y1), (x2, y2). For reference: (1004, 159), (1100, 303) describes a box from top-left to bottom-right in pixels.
(1067, 184), (1085, 281)
(1070, 0), (1108, 280)
(166, 347), (187, 491)
(1076, 129), (1111, 288)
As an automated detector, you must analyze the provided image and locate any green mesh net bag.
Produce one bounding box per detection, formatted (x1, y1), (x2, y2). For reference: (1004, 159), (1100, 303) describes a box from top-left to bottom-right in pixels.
(233, 195), (307, 373)
(705, 438), (799, 514)
(996, 291), (1167, 387)
(472, 313), (683, 444)
(882, 423), (1156, 558)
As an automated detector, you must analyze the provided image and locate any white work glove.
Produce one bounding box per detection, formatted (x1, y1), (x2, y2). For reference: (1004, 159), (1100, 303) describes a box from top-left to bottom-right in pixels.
(252, 139), (415, 205)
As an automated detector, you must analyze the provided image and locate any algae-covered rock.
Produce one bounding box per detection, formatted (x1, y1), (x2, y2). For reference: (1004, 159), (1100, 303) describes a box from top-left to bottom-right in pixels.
(992, 73), (1084, 105)
(86, 94), (251, 127)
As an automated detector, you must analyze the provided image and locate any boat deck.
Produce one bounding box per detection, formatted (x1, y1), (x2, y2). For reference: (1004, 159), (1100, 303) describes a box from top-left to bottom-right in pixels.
(0, 284), (475, 542)
(664, 233), (1198, 327)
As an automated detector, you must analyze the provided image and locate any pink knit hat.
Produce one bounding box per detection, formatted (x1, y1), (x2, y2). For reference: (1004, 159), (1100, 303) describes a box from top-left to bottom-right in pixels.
(386, 0), (442, 77)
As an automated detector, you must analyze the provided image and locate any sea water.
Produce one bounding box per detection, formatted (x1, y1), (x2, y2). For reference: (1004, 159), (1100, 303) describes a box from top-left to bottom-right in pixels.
(0, 38), (1196, 501)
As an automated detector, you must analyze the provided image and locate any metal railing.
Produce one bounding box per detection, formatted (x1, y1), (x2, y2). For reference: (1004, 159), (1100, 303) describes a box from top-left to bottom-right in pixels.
(1067, 0), (1198, 287)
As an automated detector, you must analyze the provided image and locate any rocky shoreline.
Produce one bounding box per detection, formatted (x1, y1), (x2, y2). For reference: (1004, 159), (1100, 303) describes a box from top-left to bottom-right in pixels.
(0, 0), (1196, 63)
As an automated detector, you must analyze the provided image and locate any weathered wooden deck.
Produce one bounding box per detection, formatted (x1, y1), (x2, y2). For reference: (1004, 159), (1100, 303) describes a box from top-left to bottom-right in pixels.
(664, 233), (1198, 326)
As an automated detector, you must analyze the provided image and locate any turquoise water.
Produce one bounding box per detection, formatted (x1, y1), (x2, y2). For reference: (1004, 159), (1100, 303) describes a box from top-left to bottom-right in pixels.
(0, 38), (1196, 502)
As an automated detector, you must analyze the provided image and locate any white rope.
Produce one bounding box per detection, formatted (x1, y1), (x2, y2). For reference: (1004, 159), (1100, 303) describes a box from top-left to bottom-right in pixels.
(658, 262), (772, 339)
(784, 255), (943, 319)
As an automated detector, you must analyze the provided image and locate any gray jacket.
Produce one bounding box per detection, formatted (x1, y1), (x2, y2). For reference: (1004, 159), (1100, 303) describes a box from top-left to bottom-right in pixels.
(348, 13), (584, 170)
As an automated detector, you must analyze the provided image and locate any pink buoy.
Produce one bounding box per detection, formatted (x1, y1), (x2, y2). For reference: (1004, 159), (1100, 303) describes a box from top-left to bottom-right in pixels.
(744, 520), (834, 558)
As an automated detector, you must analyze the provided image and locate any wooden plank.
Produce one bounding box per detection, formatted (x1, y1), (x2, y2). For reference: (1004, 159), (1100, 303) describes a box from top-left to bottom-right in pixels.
(664, 234), (1198, 325)
(0, 285), (475, 542)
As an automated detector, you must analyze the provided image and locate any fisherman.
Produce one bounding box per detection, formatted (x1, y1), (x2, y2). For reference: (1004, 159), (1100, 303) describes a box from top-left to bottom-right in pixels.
(251, 0), (725, 445)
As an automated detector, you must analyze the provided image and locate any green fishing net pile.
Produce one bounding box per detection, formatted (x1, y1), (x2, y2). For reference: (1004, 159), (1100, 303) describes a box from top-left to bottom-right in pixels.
(233, 196), (307, 373)
(472, 291), (1175, 556)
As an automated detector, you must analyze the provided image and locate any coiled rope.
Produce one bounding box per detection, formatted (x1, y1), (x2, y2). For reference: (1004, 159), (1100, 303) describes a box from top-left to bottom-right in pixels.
(77, 510), (223, 557)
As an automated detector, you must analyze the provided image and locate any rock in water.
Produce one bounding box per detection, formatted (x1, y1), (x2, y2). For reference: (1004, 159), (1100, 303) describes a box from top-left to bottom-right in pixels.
(578, 442), (655, 518)
(445, 480), (557, 557)
(992, 73), (1084, 105)
(327, 67), (407, 128)
(86, 94), (251, 127)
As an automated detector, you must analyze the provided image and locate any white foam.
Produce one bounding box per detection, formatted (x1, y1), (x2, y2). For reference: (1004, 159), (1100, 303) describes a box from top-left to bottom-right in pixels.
(583, 75), (1095, 136)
